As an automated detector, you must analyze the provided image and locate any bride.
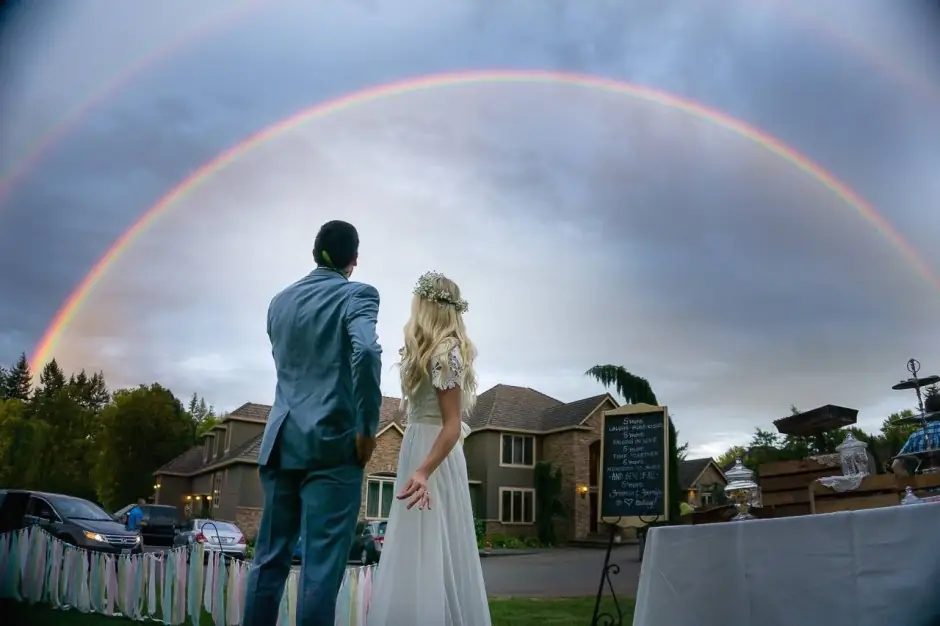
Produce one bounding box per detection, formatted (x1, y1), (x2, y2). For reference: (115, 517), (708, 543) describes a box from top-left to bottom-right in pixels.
(366, 271), (491, 625)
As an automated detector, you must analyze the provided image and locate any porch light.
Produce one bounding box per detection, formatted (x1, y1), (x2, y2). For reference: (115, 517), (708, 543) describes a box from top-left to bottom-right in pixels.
(576, 484), (589, 499)
(154, 484), (161, 490)
(185, 495), (192, 501)
(206, 495), (212, 501)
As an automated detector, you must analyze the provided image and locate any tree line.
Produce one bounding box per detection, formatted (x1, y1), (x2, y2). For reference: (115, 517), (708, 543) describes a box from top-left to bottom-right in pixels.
(715, 392), (939, 474)
(0, 353), (221, 512)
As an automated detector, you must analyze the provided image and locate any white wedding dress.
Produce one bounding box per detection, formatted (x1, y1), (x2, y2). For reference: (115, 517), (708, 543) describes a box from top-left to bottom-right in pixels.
(366, 340), (491, 626)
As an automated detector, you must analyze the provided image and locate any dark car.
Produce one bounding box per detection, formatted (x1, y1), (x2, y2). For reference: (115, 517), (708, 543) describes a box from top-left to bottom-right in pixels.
(113, 503), (179, 547)
(0, 489), (142, 555)
(293, 520), (386, 565)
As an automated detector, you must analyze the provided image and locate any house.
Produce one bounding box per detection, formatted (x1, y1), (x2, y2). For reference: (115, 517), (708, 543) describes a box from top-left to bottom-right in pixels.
(153, 399), (405, 538)
(679, 457), (727, 508)
(154, 384), (645, 543)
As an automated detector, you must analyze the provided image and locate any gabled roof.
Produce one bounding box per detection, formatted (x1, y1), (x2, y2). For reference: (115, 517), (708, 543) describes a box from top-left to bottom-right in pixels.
(155, 396), (404, 477)
(467, 385), (617, 433)
(679, 457), (725, 490)
(467, 384), (563, 431)
(539, 394), (613, 430)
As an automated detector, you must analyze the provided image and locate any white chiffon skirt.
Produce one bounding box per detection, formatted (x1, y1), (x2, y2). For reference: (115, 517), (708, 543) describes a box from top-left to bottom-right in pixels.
(366, 421), (491, 626)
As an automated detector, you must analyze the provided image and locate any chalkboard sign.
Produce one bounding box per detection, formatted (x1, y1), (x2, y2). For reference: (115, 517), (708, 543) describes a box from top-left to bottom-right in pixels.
(600, 407), (668, 521)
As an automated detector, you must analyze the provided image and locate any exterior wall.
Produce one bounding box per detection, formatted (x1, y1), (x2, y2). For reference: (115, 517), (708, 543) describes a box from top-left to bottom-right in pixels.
(213, 467), (241, 522)
(237, 464), (264, 508)
(359, 427), (403, 520)
(225, 421), (265, 455)
(537, 399), (634, 543)
(154, 474), (191, 517)
(191, 473), (213, 495)
(541, 430), (580, 541)
(236, 506), (263, 540)
(480, 431), (537, 524)
(463, 433), (492, 517)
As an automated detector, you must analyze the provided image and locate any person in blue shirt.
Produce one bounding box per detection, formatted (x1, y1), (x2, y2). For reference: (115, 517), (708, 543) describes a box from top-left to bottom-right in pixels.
(126, 499), (145, 531)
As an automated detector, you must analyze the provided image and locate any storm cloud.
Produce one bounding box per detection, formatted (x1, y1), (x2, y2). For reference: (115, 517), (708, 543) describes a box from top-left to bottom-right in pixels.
(1, 0), (939, 456)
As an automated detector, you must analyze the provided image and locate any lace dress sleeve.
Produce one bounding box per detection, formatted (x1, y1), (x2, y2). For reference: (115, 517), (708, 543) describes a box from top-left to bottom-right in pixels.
(430, 343), (464, 391)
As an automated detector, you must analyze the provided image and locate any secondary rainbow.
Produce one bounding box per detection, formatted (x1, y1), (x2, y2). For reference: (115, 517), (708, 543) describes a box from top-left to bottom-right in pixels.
(29, 69), (937, 369)
(0, 1), (262, 202)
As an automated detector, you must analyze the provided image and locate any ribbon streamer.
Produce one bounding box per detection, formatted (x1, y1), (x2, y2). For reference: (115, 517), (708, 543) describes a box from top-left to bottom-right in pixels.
(0, 527), (377, 623)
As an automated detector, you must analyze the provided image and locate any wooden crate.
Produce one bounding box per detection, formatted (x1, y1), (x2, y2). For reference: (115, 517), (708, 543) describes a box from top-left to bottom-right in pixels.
(810, 473), (940, 514)
(757, 458), (842, 517)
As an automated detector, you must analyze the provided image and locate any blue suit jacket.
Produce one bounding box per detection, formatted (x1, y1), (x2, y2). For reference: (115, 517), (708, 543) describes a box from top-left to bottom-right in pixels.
(257, 267), (383, 470)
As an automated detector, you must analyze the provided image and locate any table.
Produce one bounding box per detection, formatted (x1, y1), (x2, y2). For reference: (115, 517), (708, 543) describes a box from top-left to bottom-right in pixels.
(633, 502), (940, 626)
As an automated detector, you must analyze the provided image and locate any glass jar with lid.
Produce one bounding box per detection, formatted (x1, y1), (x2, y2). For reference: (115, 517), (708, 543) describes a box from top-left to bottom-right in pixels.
(723, 458), (761, 520)
(836, 432), (871, 477)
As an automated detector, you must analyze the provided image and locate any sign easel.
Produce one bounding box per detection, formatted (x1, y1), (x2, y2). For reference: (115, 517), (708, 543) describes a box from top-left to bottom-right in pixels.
(591, 403), (671, 626)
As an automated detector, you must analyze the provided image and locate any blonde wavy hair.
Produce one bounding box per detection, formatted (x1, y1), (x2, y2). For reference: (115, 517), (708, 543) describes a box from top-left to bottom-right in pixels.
(398, 273), (477, 412)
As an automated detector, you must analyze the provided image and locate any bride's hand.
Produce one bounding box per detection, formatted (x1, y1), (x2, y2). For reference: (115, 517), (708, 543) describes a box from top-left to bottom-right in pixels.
(397, 469), (431, 510)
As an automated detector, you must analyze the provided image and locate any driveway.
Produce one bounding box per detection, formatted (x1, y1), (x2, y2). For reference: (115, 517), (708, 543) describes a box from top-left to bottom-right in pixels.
(481, 546), (641, 598)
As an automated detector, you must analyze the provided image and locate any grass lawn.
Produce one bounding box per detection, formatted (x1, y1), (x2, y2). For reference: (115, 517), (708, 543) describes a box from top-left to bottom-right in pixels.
(4, 597), (634, 625)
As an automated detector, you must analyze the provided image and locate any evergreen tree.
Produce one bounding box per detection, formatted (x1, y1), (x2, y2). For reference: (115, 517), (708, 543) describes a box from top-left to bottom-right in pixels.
(35, 359), (66, 398)
(0, 367), (6, 398)
(3, 353), (31, 401)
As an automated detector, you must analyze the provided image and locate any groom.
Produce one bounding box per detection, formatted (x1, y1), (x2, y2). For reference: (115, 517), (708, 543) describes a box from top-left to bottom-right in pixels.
(243, 220), (383, 626)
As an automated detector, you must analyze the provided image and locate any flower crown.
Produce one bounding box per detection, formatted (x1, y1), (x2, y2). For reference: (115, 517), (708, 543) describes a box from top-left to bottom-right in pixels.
(414, 271), (469, 314)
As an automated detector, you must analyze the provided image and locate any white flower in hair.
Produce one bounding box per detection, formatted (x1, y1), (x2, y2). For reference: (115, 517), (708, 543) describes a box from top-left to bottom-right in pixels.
(413, 271), (469, 313)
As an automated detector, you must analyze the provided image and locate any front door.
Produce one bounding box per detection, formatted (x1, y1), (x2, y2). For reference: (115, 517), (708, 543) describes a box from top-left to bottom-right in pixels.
(589, 492), (598, 534)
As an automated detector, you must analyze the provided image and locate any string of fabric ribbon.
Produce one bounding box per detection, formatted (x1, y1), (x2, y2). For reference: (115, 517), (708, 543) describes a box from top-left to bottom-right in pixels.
(0, 526), (376, 625)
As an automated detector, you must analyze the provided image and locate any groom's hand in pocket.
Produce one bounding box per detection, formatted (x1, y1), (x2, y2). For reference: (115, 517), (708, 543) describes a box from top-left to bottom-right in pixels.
(355, 434), (376, 467)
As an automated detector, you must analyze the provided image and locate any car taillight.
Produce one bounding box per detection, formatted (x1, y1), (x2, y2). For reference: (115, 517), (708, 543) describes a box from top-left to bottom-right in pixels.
(195, 532), (207, 543)
(375, 536), (384, 545)
(237, 535), (246, 544)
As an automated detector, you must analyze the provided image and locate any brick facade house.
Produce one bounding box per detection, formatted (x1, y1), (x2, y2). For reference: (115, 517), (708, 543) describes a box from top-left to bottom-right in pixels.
(155, 385), (703, 543)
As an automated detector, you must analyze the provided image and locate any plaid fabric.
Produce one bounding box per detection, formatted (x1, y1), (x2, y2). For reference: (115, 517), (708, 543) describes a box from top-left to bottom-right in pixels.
(899, 421), (940, 455)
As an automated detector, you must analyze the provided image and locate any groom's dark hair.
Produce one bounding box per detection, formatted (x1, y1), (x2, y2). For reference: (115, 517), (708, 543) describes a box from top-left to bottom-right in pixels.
(313, 220), (360, 269)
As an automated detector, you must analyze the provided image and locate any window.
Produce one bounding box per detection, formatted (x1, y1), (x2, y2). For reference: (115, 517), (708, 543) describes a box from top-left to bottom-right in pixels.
(700, 491), (713, 506)
(224, 426), (232, 453)
(365, 477), (395, 520)
(589, 441), (600, 487)
(212, 472), (223, 508)
(501, 434), (535, 467)
(26, 496), (58, 522)
(203, 437), (212, 463)
(499, 488), (535, 524)
(214, 431), (223, 457)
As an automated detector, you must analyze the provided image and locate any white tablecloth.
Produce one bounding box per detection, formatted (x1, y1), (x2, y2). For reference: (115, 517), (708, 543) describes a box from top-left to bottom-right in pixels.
(634, 503), (940, 626)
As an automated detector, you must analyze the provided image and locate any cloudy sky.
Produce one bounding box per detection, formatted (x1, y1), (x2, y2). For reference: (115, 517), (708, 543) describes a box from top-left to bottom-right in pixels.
(1, 0), (939, 458)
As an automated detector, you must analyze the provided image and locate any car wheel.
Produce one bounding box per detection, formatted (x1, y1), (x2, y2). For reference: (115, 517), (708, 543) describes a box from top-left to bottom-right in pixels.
(360, 548), (369, 566)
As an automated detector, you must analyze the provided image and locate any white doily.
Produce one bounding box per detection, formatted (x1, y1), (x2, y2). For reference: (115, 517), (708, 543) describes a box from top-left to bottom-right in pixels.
(817, 474), (865, 492)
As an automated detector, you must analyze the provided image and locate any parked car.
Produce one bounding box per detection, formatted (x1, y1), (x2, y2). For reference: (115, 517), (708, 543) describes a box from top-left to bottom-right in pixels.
(113, 503), (179, 547)
(0, 489), (142, 555)
(292, 520), (386, 565)
(174, 518), (247, 560)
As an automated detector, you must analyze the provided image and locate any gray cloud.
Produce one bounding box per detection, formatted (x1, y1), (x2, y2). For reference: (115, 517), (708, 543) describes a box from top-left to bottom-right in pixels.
(1, 0), (939, 456)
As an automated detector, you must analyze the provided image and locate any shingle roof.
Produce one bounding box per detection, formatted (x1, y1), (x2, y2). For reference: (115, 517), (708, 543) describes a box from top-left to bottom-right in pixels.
(538, 394), (610, 430)
(224, 402), (273, 423)
(155, 396), (404, 477)
(465, 385), (612, 433)
(467, 384), (563, 431)
(154, 446), (206, 476)
(679, 458), (714, 490)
